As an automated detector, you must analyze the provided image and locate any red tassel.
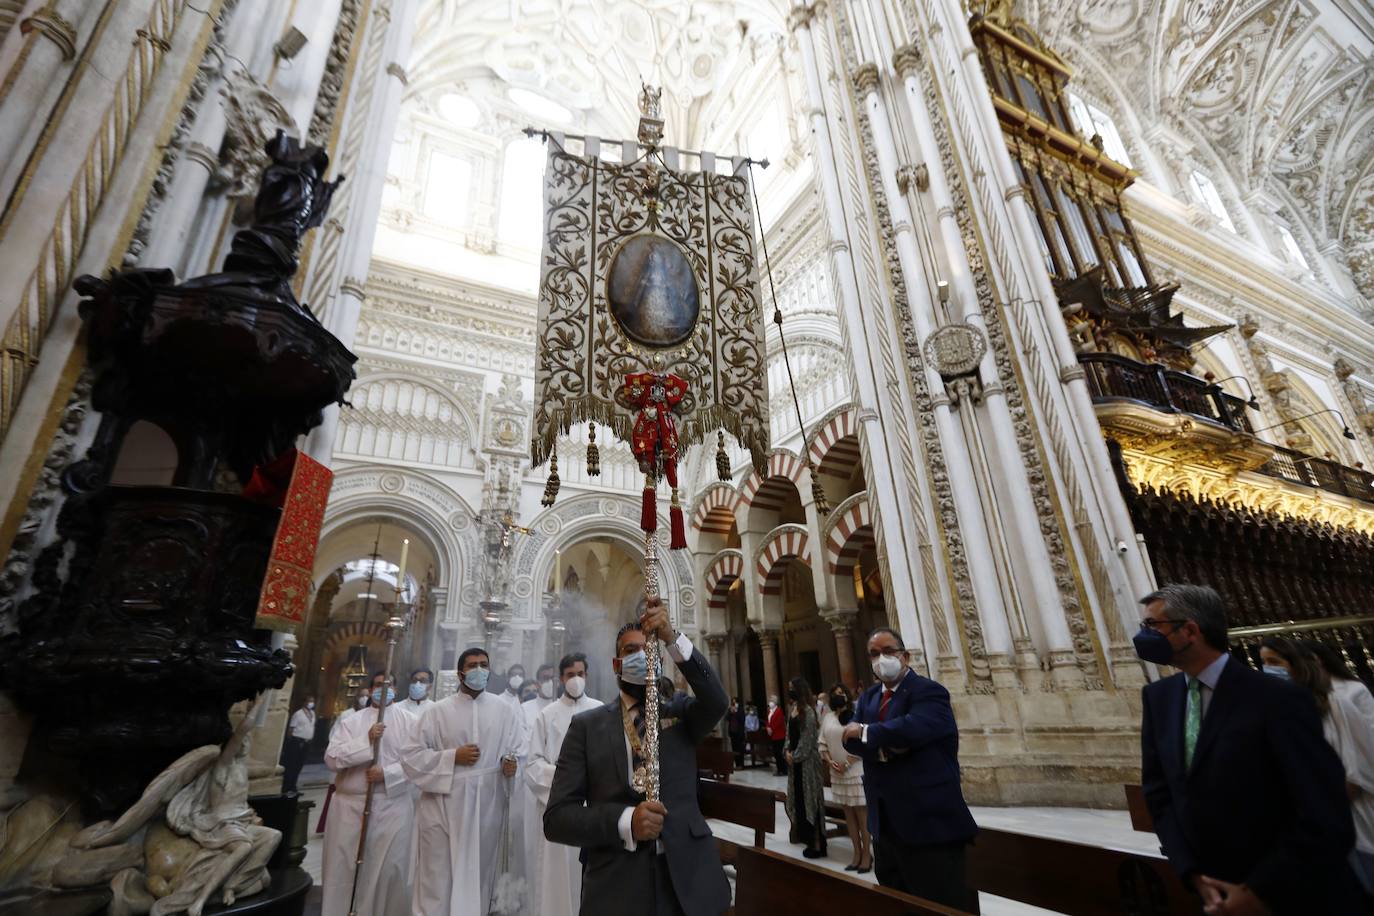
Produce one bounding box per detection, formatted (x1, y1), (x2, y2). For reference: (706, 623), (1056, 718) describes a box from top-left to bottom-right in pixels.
(670, 502), (687, 549)
(640, 485), (657, 533)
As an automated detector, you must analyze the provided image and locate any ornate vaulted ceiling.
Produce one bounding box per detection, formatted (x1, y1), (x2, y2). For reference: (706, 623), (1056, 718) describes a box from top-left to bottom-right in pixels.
(1021, 0), (1374, 300)
(407, 0), (790, 146)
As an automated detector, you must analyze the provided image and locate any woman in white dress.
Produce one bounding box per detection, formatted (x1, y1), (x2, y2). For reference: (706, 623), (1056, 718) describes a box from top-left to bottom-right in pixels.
(819, 683), (871, 873)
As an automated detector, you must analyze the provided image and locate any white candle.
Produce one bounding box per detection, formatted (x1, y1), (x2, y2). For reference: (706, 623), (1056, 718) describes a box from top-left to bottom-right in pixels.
(396, 538), (410, 600)
(554, 548), (561, 595)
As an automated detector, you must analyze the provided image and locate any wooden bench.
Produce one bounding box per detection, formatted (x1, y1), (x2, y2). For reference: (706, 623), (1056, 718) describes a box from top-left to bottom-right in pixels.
(696, 745), (735, 782)
(1124, 783), (1155, 832)
(731, 842), (970, 916)
(697, 778), (1192, 916)
(967, 827), (1192, 916)
(699, 778), (776, 861)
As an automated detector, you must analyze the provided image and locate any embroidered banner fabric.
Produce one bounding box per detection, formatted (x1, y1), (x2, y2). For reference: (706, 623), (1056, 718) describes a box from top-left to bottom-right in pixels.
(532, 144), (770, 474)
(253, 450), (333, 631)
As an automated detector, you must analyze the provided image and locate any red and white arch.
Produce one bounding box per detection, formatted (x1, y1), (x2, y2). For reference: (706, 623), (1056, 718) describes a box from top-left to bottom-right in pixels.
(740, 448), (805, 512)
(692, 483), (741, 533)
(807, 405), (863, 479)
(824, 494), (874, 574)
(754, 524), (811, 595)
(704, 549), (745, 610)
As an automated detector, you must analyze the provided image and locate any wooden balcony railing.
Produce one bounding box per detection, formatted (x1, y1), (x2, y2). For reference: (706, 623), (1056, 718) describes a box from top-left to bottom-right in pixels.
(1078, 352), (1254, 433)
(1081, 351), (1374, 507)
(1257, 446), (1374, 503)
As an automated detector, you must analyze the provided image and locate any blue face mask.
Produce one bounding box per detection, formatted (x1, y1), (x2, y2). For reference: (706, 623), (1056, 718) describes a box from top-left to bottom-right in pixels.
(618, 649), (650, 686)
(463, 667), (490, 692)
(1132, 627), (1176, 666)
(409, 681), (429, 701)
(1262, 664), (1290, 680)
(371, 687), (396, 707)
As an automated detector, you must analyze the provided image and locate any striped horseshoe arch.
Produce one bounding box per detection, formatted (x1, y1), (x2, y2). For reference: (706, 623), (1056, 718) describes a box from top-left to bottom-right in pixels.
(754, 524), (811, 595)
(704, 549), (745, 610)
(692, 482), (741, 533)
(807, 405), (862, 478)
(741, 449), (805, 512)
(824, 494), (874, 574)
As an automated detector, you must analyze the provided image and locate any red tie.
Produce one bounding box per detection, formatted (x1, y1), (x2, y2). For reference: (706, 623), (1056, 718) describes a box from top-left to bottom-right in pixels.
(878, 688), (893, 721)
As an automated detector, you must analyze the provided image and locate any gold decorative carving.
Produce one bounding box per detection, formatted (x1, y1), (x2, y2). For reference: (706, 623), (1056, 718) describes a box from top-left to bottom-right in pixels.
(1120, 452), (1374, 536)
(19, 10), (77, 60)
(1095, 402), (1275, 472)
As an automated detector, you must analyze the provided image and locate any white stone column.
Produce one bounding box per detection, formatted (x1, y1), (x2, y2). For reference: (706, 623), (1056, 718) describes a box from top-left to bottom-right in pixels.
(890, 46), (1077, 667)
(790, 4), (942, 664)
(304, 0), (417, 465)
(0, 0), (100, 202)
(847, 60), (1015, 659)
(918, 0), (1156, 641)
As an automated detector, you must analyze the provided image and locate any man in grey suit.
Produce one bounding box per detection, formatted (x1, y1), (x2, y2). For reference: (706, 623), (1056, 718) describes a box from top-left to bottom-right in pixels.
(544, 596), (730, 916)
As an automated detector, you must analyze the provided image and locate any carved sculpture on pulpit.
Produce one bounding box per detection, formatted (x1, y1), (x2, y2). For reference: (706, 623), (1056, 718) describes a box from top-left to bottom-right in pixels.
(0, 128), (355, 836)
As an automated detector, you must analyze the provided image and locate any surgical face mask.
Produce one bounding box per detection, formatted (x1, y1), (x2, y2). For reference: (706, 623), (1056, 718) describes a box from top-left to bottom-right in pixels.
(872, 654), (904, 682)
(371, 687), (395, 707)
(507, 675), (524, 691)
(305, 702), (315, 711)
(464, 667), (491, 692)
(539, 678), (555, 699)
(618, 649), (649, 686)
(409, 682), (429, 701)
(356, 694), (369, 708)
(1262, 664), (1290, 680)
(1132, 627), (1177, 666)
(564, 676), (586, 699)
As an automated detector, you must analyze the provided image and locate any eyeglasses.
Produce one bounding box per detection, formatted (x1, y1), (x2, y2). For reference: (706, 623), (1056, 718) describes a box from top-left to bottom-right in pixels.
(1139, 618), (1188, 631)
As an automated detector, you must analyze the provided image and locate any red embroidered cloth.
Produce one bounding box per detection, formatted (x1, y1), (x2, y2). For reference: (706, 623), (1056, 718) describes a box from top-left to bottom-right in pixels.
(249, 448), (333, 632)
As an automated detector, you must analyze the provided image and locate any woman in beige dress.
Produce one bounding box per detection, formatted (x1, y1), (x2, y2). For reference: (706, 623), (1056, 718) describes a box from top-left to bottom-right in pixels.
(820, 683), (871, 872)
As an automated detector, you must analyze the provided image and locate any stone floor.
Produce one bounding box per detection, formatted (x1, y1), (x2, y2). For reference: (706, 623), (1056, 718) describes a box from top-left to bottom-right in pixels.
(294, 763), (1161, 915)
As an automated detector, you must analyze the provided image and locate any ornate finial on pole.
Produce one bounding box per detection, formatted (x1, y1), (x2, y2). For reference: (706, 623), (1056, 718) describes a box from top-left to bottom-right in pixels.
(637, 83), (664, 148)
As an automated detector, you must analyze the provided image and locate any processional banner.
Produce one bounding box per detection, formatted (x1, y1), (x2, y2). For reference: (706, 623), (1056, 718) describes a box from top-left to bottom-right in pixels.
(530, 134), (771, 490)
(246, 447), (334, 631)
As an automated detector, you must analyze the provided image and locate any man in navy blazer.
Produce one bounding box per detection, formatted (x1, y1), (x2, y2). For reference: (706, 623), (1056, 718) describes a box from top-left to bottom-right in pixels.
(1137, 584), (1361, 915)
(843, 626), (977, 911)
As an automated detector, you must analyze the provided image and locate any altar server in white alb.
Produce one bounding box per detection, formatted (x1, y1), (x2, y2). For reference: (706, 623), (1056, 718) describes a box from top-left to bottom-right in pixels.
(525, 652), (603, 916)
(402, 647), (522, 916)
(322, 672), (416, 916)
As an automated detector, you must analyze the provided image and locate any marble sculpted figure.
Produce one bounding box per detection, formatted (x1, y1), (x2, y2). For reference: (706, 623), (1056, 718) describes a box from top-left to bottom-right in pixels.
(55, 696), (280, 916)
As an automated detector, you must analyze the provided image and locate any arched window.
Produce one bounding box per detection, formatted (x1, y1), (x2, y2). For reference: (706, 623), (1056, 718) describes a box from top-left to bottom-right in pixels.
(1275, 223), (1309, 269)
(1187, 170), (1236, 233)
(423, 149), (472, 224)
(1067, 92), (1133, 167)
(497, 135), (547, 250)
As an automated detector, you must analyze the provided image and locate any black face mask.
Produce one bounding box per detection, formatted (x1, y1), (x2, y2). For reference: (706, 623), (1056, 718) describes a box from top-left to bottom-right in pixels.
(828, 694), (847, 711)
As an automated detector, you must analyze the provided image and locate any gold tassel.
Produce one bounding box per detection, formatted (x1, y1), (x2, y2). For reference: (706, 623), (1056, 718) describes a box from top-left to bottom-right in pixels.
(587, 421), (600, 476)
(542, 446), (560, 507)
(808, 459), (830, 515)
(716, 430), (730, 481)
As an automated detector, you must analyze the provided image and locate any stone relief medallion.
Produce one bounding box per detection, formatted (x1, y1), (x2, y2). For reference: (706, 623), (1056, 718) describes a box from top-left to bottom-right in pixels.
(492, 416), (521, 448)
(449, 510), (471, 531)
(923, 324), (988, 378)
(513, 578), (533, 599)
(606, 234), (700, 348)
(600, 499), (620, 517)
(540, 517), (560, 535)
(379, 472), (405, 493)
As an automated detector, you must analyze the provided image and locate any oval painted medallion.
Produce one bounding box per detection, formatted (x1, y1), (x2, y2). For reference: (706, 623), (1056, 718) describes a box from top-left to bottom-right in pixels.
(606, 235), (700, 348)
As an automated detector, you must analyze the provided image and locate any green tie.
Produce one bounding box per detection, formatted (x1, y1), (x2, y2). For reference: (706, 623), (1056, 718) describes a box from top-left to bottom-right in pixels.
(1184, 677), (1203, 769)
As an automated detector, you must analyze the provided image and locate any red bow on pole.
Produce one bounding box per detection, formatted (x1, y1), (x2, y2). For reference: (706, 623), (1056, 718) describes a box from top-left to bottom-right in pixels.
(621, 371), (689, 549)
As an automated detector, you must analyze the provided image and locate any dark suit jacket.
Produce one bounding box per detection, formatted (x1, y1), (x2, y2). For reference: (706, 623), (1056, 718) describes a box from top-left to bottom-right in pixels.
(843, 668), (977, 847)
(545, 647), (730, 916)
(1141, 657), (1361, 913)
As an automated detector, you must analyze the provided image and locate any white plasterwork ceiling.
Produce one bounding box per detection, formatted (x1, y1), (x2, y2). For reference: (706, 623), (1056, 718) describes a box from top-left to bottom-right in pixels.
(1019, 0), (1374, 298)
(407, 0), (791, 145)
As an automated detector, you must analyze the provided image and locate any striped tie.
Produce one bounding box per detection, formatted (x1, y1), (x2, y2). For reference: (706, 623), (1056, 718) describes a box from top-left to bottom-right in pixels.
(1184, 678), (1202, 769)
(878, 689), (893, 721)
